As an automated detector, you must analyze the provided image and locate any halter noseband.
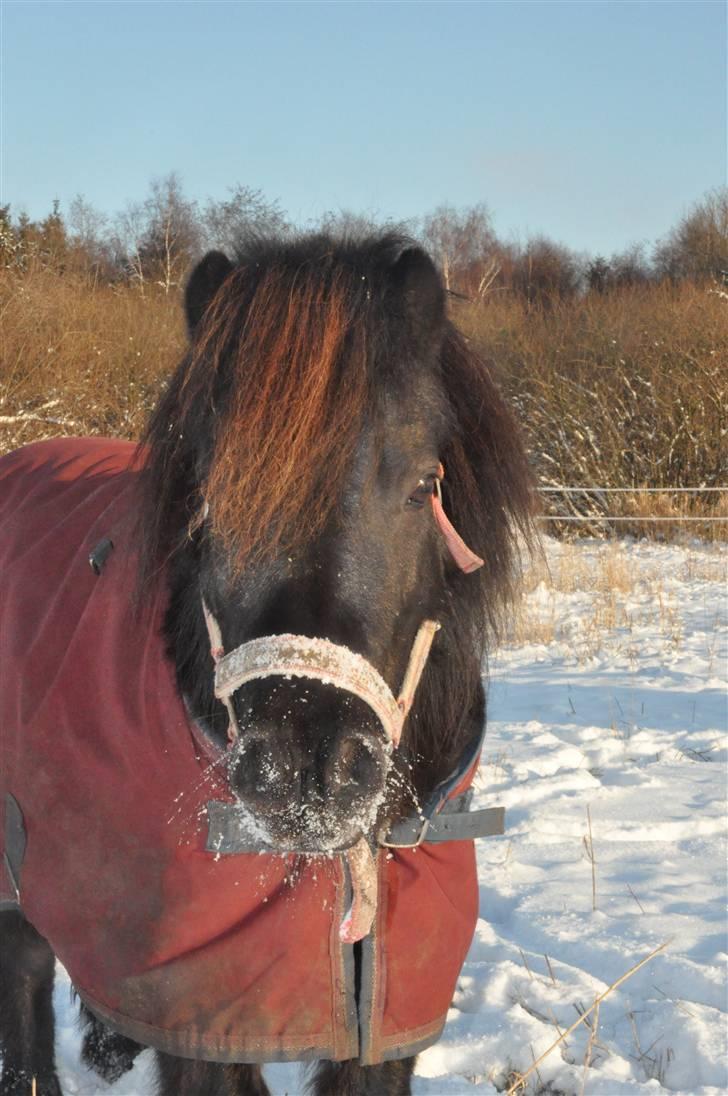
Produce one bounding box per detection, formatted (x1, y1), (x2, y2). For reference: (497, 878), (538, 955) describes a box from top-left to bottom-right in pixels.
(202, 608), (440, 750)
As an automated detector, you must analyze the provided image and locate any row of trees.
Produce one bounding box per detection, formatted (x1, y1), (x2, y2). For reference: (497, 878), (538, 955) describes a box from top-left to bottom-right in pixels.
(1, 176), (726, 304)
(0, 176), (287, 295)
(419, 189), (728, 301)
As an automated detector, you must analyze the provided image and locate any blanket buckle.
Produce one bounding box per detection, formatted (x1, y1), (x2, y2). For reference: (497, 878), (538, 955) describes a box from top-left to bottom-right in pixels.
(380, 816), (430, 849)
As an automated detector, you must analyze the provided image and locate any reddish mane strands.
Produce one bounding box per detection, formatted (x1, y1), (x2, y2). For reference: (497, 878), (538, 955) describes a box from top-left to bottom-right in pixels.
(191, 262), (370, 573)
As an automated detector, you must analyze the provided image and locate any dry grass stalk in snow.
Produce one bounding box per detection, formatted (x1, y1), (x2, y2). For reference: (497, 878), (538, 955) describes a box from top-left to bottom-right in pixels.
(519, 948), (534, 981)
(625, 882), (646, 914)
(627, 1009), (675, 1085)
(579, 999), (601, 1096)
(582, 806), (597, 912)
(504, 939), (672, 1095)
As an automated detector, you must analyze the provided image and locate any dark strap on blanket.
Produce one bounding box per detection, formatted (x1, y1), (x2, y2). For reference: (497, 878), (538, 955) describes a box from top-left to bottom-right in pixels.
(381, 805), (505, 847)
(205, 795), (505, 855)
(3, 794), (26, 899)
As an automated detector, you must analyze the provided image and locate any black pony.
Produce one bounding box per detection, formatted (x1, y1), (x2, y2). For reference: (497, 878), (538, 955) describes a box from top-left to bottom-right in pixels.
(0, 232), (532, 1096)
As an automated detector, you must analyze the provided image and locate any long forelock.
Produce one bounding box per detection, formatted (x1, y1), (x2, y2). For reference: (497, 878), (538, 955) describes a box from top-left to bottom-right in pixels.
(199, 257), (373, 573)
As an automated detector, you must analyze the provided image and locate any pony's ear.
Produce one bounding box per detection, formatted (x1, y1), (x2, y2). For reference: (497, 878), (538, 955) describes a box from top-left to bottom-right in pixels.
(388, 245), (446, 337)
(185, 251), (234, 337)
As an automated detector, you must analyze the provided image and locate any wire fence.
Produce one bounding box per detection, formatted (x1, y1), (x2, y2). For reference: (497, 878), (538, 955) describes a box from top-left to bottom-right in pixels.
(539, 486), (727, 494)
(538, 515), (728, 523)
(537, 486), (728, 525)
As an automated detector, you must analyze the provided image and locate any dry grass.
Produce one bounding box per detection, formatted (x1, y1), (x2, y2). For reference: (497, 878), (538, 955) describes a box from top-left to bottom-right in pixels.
(457, 281), (727, 540)
(508, 540), (727, 658)
(582, 807), (597, 913)
(0, 266), (184, 452)
(505, 941), (672, 1095)
(1, 268), (726, 547)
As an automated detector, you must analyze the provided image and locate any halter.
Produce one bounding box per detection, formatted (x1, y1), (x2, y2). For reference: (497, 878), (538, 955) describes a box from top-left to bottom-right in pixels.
(204, 614), (440, 750)
(201, 467), (483, 942)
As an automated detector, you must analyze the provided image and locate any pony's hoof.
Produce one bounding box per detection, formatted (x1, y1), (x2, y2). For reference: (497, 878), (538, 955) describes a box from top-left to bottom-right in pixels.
(81, 1020), (142, 1084)
(0, 1070), (62, 1096)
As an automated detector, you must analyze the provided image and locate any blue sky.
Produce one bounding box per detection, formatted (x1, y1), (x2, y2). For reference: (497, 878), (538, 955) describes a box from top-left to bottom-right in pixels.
(2, 0), (726, 255)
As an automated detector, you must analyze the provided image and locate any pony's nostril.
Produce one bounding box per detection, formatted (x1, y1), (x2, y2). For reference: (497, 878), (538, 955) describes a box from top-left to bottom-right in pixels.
(330, 733), (387, 795)
(229, 734), (288, 802)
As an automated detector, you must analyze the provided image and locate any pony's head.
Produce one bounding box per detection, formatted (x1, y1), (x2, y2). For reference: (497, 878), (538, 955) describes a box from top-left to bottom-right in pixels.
(138, 233), (532, 853)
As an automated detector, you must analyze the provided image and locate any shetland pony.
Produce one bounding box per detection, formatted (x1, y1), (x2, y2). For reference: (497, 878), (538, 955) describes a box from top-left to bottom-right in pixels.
(0, 233), (532, 1096)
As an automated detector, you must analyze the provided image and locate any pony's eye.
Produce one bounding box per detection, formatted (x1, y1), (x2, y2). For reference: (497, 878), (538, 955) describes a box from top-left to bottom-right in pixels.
(406, 474), (437, 509)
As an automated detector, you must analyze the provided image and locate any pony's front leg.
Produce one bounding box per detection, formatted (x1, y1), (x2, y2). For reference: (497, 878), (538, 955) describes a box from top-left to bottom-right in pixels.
(155, 1053), (271, 1096)
(0, 911), (61, 1096)
(310, 1057), (415, 1096)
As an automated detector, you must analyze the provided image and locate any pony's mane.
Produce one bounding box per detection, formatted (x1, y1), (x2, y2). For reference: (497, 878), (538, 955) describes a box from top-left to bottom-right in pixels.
(407, 320), (535, 776)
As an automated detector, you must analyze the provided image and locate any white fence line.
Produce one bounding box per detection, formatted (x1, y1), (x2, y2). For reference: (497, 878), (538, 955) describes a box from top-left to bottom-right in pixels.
(537, 515), (728, 524)
(538, 485), (727, 523)
(539, 486), (726, 494)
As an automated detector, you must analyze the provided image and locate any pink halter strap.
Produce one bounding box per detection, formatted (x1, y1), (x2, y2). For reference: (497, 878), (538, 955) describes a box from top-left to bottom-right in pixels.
(433, 464), (484, 574)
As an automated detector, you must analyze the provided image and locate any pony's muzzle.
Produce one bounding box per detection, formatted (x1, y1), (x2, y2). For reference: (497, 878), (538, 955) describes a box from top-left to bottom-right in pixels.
(229, 727), (388, 810)
(201, 608), (440, 849)
(227, 683), (391, 851)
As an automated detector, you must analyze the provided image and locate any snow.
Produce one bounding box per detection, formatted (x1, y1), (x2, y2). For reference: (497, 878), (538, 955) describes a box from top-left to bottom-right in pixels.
(32, 540), (728, 1093)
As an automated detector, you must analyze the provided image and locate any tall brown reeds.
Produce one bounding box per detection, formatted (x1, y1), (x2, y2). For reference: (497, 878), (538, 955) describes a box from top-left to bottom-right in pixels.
(0, 263), (184, 453)
(456, 281), (727, 538)
(2, 262), (726, 540)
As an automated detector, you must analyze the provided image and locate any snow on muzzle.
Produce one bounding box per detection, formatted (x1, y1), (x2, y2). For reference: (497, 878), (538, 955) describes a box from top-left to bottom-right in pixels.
(226, 685), (391, 851)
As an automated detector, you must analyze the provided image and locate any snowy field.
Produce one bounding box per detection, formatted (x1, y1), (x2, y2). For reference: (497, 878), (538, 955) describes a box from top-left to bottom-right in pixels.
(45, 538), (727, 1095)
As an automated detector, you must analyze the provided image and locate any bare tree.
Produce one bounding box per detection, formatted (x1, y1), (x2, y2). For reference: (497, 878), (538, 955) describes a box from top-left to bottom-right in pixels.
(139, 174), (202, 293)
(203, 185), (288, 254)
(112, 200), (150, 293)
(609, 243), (651, 288)
(654, 187), (728, 283)
(67, 195), (111, 280)
(312, 209), (414, 243)
(420, 204), (496, 296)
(510, 236), (583, 305)
(587, 255), (612, 294)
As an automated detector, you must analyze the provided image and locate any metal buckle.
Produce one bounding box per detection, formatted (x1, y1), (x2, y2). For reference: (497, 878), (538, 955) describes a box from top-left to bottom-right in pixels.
(380, 817), (430, 849)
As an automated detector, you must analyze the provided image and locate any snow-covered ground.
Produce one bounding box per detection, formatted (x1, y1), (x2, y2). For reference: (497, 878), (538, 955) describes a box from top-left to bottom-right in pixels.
(45, 539), (727, 1095)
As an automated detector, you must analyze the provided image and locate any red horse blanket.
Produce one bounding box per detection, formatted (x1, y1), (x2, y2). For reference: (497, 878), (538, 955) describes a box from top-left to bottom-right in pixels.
(0, 437), (480, 1064)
